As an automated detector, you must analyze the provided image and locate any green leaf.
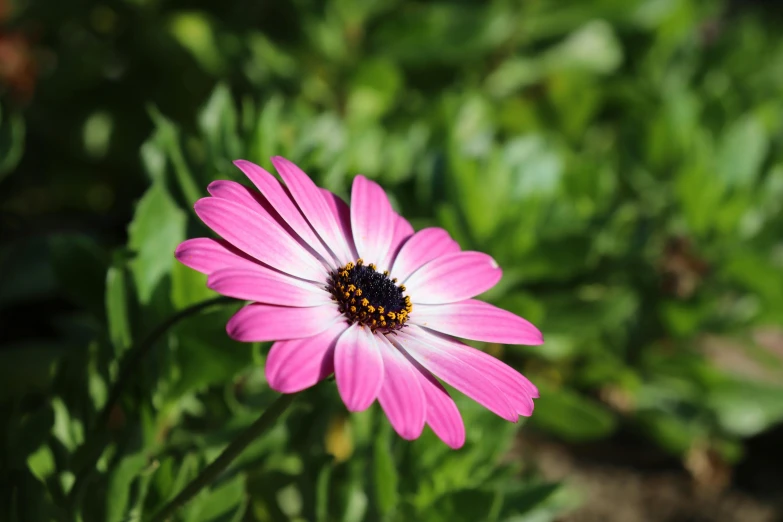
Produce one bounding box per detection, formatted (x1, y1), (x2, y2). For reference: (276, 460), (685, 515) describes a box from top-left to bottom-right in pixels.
(503, 136), (563, 199)
(51, 397), (85, 452)
(107, 453), (148, 522)
(171, 258), (215, 310)
(372, 430), (399, 516)
(485, 58), (544, 97)
(717, 114), (768, 189)
(374, 5), (506, 65)
(27, 445), (56, 482)
(10, 469), (58, 522)
(276, 483), (303, 520)
(501, 482), (581, 522)
(315, 459), (333, 522)
(500, 483), (560, 518)
(168, 11), (223, 74)
(105, 252), (134, 353)
(199, 83), (241, 162)
(0, 104), (25, 178)
(341, 485), (368, 522)
(184, 474), (247, 522)
(709, 378), (783, 438)
(530, 387), (617, 442)
(140, 128), (169, 185)
(544, 20), (623, 75)
(128, 183), (186, 304)
(148, 107), (202, 204)
(246, 34), (298, 84)
(425, 489), (498, 522)
(158, 453), (200, 506)
(548, 73), (602, 138)
(634, 410), (703, 456)
(347, 59), (403, 122)
(7, 404), (54, 468)
(82, 110), (114, 159)
(722, 250), (783, 306)
(167, 308), (249, 398)
(250, 96), (283, 165)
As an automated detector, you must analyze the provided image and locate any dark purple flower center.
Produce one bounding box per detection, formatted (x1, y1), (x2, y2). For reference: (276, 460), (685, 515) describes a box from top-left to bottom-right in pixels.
(328, 259), (412, 332)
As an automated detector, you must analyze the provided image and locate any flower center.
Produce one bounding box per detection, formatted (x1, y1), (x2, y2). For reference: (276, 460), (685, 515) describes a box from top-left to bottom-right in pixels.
(328, 259), (412, 333)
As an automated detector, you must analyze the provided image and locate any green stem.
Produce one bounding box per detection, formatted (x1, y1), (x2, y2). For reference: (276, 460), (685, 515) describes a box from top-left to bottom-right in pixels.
(68, 296), (234, 511)
(97, 296), (234, 427)
(147, 393), (297, 522)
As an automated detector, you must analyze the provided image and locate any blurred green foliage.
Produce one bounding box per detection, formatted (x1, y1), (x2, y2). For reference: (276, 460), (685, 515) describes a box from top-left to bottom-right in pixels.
(3, 0), (783, 520)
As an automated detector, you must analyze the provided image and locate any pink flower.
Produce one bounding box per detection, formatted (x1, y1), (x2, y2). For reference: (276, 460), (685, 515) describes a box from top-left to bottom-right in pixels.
(175, 157), (543, 449)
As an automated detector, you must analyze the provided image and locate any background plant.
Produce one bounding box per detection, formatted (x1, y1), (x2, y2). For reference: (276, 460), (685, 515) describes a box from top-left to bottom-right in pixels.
(2, 0), (783, 520)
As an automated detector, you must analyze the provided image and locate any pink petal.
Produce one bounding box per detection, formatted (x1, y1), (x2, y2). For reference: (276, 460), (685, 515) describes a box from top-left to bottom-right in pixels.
(321, 189), (359, 262)
(175, 238), (261, 275)
(233, 160), (337, 266)
(350, 175), (396, 265)
(391, 330), (518, 421)
(208, 178), (332, 265)
(411, 300), (543, 345)
(207, 180), (264, 211)
(207, 268), (331, 307)
(378, 214), (415, 272)
(334, 324), (384, 412)
(412, 361), (466, 449)
(376, 335), (426, 440)
(271, 157), (354, 265)
(194, 197), (327, 282)
(265, 322), (347, 393)
(391, 228), (460, 282)
(404, 251), (501, 305)
(226, 303), (341, 342)
(416, 326), (537, 413)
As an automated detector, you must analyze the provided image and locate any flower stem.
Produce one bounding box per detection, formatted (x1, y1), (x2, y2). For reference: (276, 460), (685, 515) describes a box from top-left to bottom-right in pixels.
(68, 296), (234, 511)
(147, 393), (297, 522)
(97, 296), (234, 427)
